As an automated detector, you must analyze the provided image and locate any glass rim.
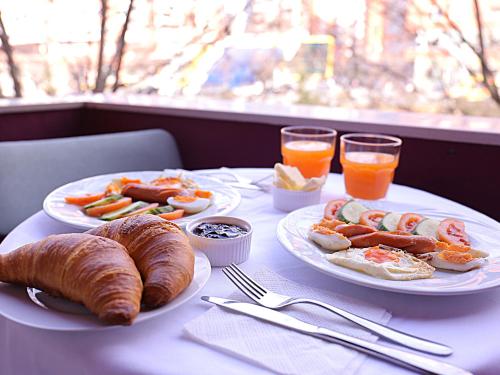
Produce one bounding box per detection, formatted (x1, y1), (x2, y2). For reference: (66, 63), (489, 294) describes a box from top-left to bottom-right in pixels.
(281, 126), (337, 138)
(340, 133), (402, 147)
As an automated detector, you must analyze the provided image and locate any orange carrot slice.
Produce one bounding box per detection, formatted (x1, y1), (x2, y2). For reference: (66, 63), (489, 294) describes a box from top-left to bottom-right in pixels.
(65, 193), (105, 206)
(158, 209), (184, 221)
(86, 197), (132, 217)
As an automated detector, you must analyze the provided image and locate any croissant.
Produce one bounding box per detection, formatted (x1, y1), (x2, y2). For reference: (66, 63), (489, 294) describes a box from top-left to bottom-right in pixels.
(87, 214), (194, 308)
(0, 233), (143, 325)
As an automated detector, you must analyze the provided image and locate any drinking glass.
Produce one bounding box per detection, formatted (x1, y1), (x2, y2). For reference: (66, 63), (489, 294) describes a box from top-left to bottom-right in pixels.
(340, 133), (402, 200)
(281, 126), (337, 178)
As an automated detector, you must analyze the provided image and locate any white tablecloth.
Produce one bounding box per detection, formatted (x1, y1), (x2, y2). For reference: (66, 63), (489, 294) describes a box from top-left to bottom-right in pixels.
(1, 169), (499, 375)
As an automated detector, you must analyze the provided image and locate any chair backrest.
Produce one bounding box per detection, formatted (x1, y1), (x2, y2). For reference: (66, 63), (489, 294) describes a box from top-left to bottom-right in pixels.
(0, 129), (182, 234)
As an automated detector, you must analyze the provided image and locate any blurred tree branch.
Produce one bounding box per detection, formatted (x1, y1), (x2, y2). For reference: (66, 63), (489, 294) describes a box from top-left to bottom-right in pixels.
(94, 0), (135, 93)
(0, 11), (22, 97)
(128, 1), (251, 91)
(94, 0), (108, 92)
(429, 0), (499, 106)
(112, 0), (134, 92)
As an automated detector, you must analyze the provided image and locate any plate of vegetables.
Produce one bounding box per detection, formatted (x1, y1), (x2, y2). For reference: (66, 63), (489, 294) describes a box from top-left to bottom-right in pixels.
(43, 170), (241, 230)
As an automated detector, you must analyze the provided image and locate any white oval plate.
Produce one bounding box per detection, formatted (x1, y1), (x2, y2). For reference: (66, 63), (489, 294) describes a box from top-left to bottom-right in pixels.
(0, 250), (211, 331)
(277, 201), (500, 295)
(43, 170), (241, 230)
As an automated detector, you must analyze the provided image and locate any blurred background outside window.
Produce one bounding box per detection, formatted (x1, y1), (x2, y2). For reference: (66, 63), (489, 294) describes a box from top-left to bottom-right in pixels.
(0, 0), (499, 117)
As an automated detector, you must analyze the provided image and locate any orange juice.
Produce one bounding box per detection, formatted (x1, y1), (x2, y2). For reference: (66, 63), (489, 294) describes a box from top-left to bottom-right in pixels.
(341, 151), (399, 199)
(282, 140), (334, 178)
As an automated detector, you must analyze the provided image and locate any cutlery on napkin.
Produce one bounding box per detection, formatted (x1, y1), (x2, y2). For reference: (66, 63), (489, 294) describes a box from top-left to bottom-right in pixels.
(184, 268), (391, 375)
(202, 297), (468, 375)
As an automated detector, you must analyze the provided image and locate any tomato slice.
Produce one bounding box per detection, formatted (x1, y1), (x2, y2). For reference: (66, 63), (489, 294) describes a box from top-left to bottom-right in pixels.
(359, 210), (386, 228)
(324, 199), (347, 220)
(397, 213), (424, 232)
(437, 219), (470, 246)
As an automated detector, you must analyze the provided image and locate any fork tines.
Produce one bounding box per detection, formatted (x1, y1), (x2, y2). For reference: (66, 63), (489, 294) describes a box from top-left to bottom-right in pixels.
(222, 264), (266, 301)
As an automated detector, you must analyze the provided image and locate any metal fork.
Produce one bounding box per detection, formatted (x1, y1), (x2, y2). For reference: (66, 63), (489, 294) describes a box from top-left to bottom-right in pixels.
(222, 264), (453, 356)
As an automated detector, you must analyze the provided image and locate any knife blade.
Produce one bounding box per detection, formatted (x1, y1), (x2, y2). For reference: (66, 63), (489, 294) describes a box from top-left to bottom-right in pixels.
(202, 297), (470, 375)
(226, 182), (262, 191)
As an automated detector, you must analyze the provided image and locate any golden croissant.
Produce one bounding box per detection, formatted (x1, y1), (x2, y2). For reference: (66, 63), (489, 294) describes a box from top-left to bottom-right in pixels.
(0, 233), (143, 325)
(87, 214), (194, 308)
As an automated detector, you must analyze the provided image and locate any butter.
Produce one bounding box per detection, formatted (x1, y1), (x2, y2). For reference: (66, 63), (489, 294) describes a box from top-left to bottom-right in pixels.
(274, 163), (325, 191)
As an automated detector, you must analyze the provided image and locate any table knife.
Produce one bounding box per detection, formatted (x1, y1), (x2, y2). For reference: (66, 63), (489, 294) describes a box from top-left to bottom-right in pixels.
(202, 296), (470, 375)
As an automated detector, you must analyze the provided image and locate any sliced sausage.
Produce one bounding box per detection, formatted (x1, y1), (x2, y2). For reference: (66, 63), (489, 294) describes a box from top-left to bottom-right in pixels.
(334, 224), (376, 237)
(349, 232), (435, 254)
(122, 183), (182, 203)
(403, 237), (436, 254)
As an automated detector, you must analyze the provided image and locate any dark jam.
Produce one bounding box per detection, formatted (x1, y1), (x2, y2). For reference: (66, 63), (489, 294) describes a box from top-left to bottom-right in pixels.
(193, 223), (248, 239)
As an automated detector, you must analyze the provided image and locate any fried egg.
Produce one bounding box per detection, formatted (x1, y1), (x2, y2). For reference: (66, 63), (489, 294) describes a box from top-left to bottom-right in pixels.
(167, 196), (210, 214)
(426, 251), (486, 272)
(308, 224), (351, 252)
(327, 246), (435, 281)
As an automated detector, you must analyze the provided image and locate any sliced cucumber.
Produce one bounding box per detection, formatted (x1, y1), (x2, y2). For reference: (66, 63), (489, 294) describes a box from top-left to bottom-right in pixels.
(337, 200), (368, 223)
(100, 201), (148, 221)
(84, 194), (122, 209)
(413, 218), (439, 238)
(148, 205), (174, 215)
(378, 212), (402, 231)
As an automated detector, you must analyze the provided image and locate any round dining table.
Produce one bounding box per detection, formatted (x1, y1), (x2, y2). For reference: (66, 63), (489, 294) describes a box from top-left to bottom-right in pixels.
(1, 169), (499, 375)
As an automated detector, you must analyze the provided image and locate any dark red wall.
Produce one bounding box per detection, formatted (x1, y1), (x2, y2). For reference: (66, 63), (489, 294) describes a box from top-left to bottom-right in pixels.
(0, 108), (83, 141)
(1, 107), (498, 220)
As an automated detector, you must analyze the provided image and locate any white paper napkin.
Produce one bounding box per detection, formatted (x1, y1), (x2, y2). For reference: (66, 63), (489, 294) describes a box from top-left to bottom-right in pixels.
(184, 268), (391, 375)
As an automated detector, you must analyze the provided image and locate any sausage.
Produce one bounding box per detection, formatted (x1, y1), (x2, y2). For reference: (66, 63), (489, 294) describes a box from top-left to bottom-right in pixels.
(349, 232), (436, 254)
(334, 224), (376, 237)
(121, 183), (182, 203)
(403, 238), (436, 254)
(349, 232), (414, 248)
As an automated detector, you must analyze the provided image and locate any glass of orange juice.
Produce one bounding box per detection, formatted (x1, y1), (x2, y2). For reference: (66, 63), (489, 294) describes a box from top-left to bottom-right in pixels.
(281, 126), (337, 178)
(340, 133), (402, 200)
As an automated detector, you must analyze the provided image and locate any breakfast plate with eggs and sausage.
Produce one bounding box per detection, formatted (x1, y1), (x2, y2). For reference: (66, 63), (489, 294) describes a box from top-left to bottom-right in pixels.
(43, 170), (241, 230)
(277, 199), (500, 295)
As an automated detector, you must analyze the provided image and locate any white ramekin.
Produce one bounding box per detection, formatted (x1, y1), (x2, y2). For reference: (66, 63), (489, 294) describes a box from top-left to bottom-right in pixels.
(185, 216), (252, 267)
(272, 185), (322, 212)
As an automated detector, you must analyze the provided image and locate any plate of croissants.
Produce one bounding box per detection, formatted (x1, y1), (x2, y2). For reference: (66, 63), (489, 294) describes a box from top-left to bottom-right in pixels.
(0, 214), (211, 331)
(43, 170), (241, 230)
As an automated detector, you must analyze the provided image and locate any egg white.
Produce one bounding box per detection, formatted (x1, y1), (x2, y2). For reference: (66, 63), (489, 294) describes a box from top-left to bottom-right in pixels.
(428, 252), (485, 272)
(308, 229), (351, 252)
(167, 197), (210, 214)
(327, 248), (435, 281)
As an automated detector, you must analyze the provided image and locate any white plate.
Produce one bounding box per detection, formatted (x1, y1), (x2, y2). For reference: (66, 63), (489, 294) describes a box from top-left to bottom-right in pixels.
(277, 200), (500, 295)
(43, 170), (241, 230)
(0, 250), (211, 331)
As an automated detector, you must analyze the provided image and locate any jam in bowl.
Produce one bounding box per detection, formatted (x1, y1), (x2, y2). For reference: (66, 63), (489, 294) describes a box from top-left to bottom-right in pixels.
(186, 216), (252, 267)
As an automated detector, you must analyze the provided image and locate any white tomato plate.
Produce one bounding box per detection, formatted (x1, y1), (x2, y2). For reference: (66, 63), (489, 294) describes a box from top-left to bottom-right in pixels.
(277, 200), (500, 295)
(43, 170), (241, 230)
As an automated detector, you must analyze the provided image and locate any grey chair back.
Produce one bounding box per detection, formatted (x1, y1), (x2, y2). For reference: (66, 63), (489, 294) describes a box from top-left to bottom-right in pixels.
(0, 129), (182, 234)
